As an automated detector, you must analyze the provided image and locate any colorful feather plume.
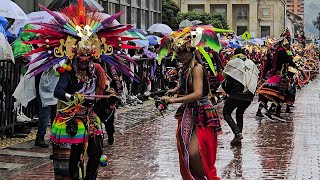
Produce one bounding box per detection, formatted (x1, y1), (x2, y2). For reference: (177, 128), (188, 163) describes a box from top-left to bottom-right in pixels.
(199, 29), (221, 53)
(21, 0), (140, 82)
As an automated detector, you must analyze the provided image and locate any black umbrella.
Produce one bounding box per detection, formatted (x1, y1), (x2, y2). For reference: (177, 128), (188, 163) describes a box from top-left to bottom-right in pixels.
(47, 0), (104, 11)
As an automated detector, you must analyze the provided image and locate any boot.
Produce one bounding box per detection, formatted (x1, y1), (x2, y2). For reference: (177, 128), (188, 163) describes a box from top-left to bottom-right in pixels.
(108, 134), (115, 146)
(35, 136), (49, 148)
(230, 133), (243, 146)
(285, 106), (293, 113)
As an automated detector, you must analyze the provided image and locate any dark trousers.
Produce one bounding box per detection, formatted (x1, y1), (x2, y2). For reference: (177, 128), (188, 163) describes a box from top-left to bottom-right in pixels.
(69, 135), (103, 180)
(104, 110), (115, 137)
(223, 98), (251, 135)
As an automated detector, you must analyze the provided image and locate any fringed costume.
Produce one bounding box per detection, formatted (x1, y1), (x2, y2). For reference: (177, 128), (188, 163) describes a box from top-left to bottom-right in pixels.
(158, 26), (222, 180)
(22, 1), (139, 179)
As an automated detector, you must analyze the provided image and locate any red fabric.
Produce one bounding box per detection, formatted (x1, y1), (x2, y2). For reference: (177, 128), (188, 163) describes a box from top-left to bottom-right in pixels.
(216, 72), (224, 83)
(266, 75), (281, 84)
(197, 126), (220, 180)
(176, 117), (220, 180)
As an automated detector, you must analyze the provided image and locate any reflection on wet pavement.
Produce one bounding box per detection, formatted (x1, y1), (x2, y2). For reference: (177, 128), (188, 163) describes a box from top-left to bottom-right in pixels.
(6, 77), (320, 179)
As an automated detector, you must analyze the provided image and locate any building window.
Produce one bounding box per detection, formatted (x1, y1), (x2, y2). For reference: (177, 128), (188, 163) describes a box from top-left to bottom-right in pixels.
(237, 26), (247, 35)
(108, 3), (116, 15)
(141, 0), (146, 8)
(237, 7), (248, 20)
(141, 10), (146, 30)
(210, 4), (227, 20)
(120, 5), (127, 24)
(153, 0), (158, 11)
(188, 4), (204, 12)
(122, 0), (130, 4)
(132, 0), (138, 6)
(130, 8), (138, 27)
(261, 26), (270, 37)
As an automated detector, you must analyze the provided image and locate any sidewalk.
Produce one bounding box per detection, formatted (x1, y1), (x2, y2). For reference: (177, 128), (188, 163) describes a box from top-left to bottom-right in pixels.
(2, 77), (320, 179)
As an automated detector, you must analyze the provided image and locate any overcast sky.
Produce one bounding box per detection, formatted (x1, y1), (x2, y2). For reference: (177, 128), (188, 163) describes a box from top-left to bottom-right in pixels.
(305, 0), (320, 37)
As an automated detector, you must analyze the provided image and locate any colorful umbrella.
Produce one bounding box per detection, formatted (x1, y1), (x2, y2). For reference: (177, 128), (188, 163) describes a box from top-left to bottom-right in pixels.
(129, 30), (147, 40)
(132, 39), (149, 47)
(146, 35), (161, 45)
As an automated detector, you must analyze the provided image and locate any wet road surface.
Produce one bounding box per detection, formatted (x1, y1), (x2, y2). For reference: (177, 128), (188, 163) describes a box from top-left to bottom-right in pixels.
(3, 77), (320, 180)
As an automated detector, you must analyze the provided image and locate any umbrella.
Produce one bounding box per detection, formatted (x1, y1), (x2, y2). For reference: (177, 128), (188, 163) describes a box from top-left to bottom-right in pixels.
(48, 0), (104, 11)
(179, 19), (193, 29)
(146, 35), (161, 45)
(0, 33), (14, 61)
(223, 57), (259, 94)
(9, 11), (59, 35)
(132, 39), (149, 47)
(128, 30), (147, 40)
(91, 12), (132, 37)
(129, 28), (147, 36)
(0, 0), (28, 20)
(148, 23), (172, 35)
(191, 20), (202, 26)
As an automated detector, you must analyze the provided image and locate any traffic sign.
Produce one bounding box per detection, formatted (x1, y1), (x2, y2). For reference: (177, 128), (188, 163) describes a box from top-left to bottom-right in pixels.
(242, 31), (251, 41)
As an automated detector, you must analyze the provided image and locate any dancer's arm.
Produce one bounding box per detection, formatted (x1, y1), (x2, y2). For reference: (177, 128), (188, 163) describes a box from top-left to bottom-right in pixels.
(54, 73), (70, 101)
(163, 65), (203, 104)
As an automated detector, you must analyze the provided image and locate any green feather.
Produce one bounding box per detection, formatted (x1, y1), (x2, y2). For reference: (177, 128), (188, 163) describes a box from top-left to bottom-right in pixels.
(199, 46), (216, 76)
(206, 38), (221, 53)
(158, 48), (168, 64)
(213, 27), (234, 33)
(171, 53), (176, 61)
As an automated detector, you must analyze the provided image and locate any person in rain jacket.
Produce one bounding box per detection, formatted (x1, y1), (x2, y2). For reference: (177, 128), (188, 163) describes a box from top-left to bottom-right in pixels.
(222, 48), (256, 146)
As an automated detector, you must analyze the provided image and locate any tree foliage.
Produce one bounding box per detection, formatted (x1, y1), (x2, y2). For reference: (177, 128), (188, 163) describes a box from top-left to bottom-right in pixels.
(161, 1), (229, 31)
(313, 12), (320, 32)
(162, 0), (180, 30)
(177, 11), (229, 29)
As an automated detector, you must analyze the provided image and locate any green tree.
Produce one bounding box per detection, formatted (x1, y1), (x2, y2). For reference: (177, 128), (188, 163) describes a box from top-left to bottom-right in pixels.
(162, 0), (180, 30)
(313, 12), (320, 36)
(177, 11), (229, 29)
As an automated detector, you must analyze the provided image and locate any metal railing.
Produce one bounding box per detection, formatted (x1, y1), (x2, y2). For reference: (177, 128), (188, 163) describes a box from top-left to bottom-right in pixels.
(0, 57), (172, 136)
(0, 60), (38, 135)
(0, 60), (21, 134)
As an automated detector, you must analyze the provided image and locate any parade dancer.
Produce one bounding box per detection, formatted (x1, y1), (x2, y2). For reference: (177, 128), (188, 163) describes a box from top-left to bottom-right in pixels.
(22, 1), (139, 179)
(158, 26), (222, 180)
(256, 32), (297, 121)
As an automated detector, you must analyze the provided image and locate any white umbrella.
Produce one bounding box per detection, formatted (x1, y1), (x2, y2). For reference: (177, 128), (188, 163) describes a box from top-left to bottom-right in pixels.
(0, 33), (14, 61)
(0, 0), (28, 20)
(179, 20), (193, 29)
(223, 57), (259, 94)
(148, 23), (172, 35)
(9, 11), (61, 35)
(192, 20), (202, 26)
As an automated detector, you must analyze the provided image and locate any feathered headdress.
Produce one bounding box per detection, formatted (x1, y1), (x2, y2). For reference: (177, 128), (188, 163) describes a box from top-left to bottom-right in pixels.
(158, 26), (221, 75)
(23, 0), (139, 81)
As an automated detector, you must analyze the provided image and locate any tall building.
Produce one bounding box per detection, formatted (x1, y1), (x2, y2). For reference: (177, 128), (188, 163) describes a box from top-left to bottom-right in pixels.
(12, 0), (162, 31)
(286, 0), (304, 21)
(178, 0), (287, 38)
